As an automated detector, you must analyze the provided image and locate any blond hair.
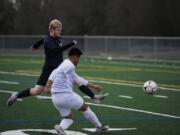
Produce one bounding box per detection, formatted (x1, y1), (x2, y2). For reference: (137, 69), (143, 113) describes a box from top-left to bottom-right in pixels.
(49, 19), (62, 32)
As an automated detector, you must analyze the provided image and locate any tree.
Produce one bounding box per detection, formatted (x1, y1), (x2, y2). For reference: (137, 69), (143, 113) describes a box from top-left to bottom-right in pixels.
(1, 0), (180, 36)
(0, 0), (16, 34)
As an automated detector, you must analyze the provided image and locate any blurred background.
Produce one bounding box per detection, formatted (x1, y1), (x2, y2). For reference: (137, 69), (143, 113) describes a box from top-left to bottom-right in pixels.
(1, 0), (180, 60)
(1, 1), (180, 134)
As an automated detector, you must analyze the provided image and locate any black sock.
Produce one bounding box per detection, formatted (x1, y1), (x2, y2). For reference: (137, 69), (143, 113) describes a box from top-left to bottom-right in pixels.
(17, 88), (31, 98)
(79, 85), (95, 99)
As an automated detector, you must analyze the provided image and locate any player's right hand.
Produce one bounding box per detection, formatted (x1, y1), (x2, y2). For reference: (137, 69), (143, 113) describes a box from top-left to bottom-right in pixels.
(73, 40), (77, 45)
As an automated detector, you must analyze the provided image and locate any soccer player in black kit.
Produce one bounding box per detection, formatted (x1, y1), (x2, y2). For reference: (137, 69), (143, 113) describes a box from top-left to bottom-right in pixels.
(7, 19), (107, 106)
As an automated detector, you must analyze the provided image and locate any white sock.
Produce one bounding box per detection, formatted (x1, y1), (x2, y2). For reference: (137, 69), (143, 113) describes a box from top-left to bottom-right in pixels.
(59, 118), (73, 130)
(83, 107), (102, 128)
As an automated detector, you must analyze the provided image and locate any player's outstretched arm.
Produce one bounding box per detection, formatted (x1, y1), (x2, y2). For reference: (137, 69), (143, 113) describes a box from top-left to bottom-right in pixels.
(79, 85), (95, 99)
(87, 82), (101, 92)
(44, 68), (59, 94)
(57, 40), (77, 52)
(74, 73), (101, 93)
(44, 80), (53, 94)
(31, 38), (44, 51)
(74, 73), (107, 103)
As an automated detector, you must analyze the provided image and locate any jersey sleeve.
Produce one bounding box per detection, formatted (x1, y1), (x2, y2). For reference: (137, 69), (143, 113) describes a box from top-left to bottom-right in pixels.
(44, 40), (75, 53)
(73, 72), (88, 86)
(48, 68), (59, 81)
(57, 41), (76, 52)
(64, 61), (88, 86)
(32, 38), (44, 49)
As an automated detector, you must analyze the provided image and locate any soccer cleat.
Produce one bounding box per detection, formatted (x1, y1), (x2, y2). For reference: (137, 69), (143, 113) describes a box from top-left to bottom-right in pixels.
(96, 125), (109, 133)
(54, 125), (67, 135)
(7, 93), (18, 107)
(93, 93), (109, 104)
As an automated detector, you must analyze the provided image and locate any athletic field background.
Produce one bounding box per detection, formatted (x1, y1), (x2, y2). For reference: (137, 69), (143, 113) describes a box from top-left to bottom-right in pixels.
(0, 54), (180, 135)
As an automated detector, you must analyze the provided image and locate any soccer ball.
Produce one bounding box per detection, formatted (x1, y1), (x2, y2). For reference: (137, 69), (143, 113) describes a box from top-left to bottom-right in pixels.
(143, 80), (157, 94)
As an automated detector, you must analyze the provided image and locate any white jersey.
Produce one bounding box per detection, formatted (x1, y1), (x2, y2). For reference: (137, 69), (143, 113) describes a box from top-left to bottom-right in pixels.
(49, 59), (88, 94)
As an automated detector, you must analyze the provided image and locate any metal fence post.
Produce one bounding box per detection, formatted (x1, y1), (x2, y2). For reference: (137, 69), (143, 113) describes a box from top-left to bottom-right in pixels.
(154, 37), (157, 61)
(84, 35), (88, 56)
(128, 37), (131, 58)
(2, 35), (5, 52)
(104, 36), (108, 56)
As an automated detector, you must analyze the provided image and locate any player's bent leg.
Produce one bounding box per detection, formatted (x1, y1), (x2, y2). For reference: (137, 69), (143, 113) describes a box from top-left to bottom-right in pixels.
(96, 125), (109, 133)
(79, 103), (109, 132)
(79, 103), (102, 128)
(30, 85), (44, 96)
(55, 113), (73, 135)
(7, 85), (44, 107)
(7, 87), (32, 106)
(54, 125), (67, 135)
(60, 113), (74, 130)
(7, 92), (18, 107)
(79, 103), (88, 112)
(70, 93), (104, 129)
(52, 94), (74, 134)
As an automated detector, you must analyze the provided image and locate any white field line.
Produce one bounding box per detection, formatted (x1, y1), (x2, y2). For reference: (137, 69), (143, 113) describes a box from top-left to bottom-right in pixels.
(0, 89), (17, 94)
(0, 80), (19, 85)
(153, 95), (168, 98)
(1, 89), (179, 119)
(17, 99), (23, 101)
(95, 58), (180, 69)
(0, 71), (38, 77)
(0, 90), (23, 102)
(36, 95), (52, 99)
(83, 96), (91, 99)
(119, 95), (133, 99)
(86, 102), (180, 119)
(0, 70), (180, 92)
(83, 128), (137, 132)
(89, 80), (180, 92)
(0, 129), (88, 135)
(0, 89), (51, 100)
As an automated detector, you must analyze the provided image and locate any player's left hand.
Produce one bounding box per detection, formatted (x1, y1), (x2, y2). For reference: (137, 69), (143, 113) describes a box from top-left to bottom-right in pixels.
(30, 46), (37, 51)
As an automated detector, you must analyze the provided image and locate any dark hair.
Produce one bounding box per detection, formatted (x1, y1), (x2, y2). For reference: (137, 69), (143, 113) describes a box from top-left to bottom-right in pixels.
(68, 47), (83, 57)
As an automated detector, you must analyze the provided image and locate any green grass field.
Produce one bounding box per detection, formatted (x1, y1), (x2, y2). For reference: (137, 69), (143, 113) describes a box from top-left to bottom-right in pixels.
(0, 54), (180, 135)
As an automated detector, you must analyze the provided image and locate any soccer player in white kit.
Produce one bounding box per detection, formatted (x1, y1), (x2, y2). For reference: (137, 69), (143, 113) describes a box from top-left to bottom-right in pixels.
(44, 47), (109, 135)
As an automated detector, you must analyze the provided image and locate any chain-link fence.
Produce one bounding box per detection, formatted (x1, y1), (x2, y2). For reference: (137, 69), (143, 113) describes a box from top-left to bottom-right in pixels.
(0, 35), (180, 60)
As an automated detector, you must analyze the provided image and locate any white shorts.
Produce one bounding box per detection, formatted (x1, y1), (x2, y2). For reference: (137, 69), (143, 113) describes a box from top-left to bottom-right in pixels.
(52, 92), (84, 117)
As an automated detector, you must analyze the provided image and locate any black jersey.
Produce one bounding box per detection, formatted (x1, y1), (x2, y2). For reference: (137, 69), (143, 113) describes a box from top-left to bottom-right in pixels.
(32, 35), (75, 86)
(32, 35), (75, 67)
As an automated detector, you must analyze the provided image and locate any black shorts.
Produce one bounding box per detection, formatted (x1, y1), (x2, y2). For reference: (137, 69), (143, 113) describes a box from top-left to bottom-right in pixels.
(36, 65), (56, 86)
